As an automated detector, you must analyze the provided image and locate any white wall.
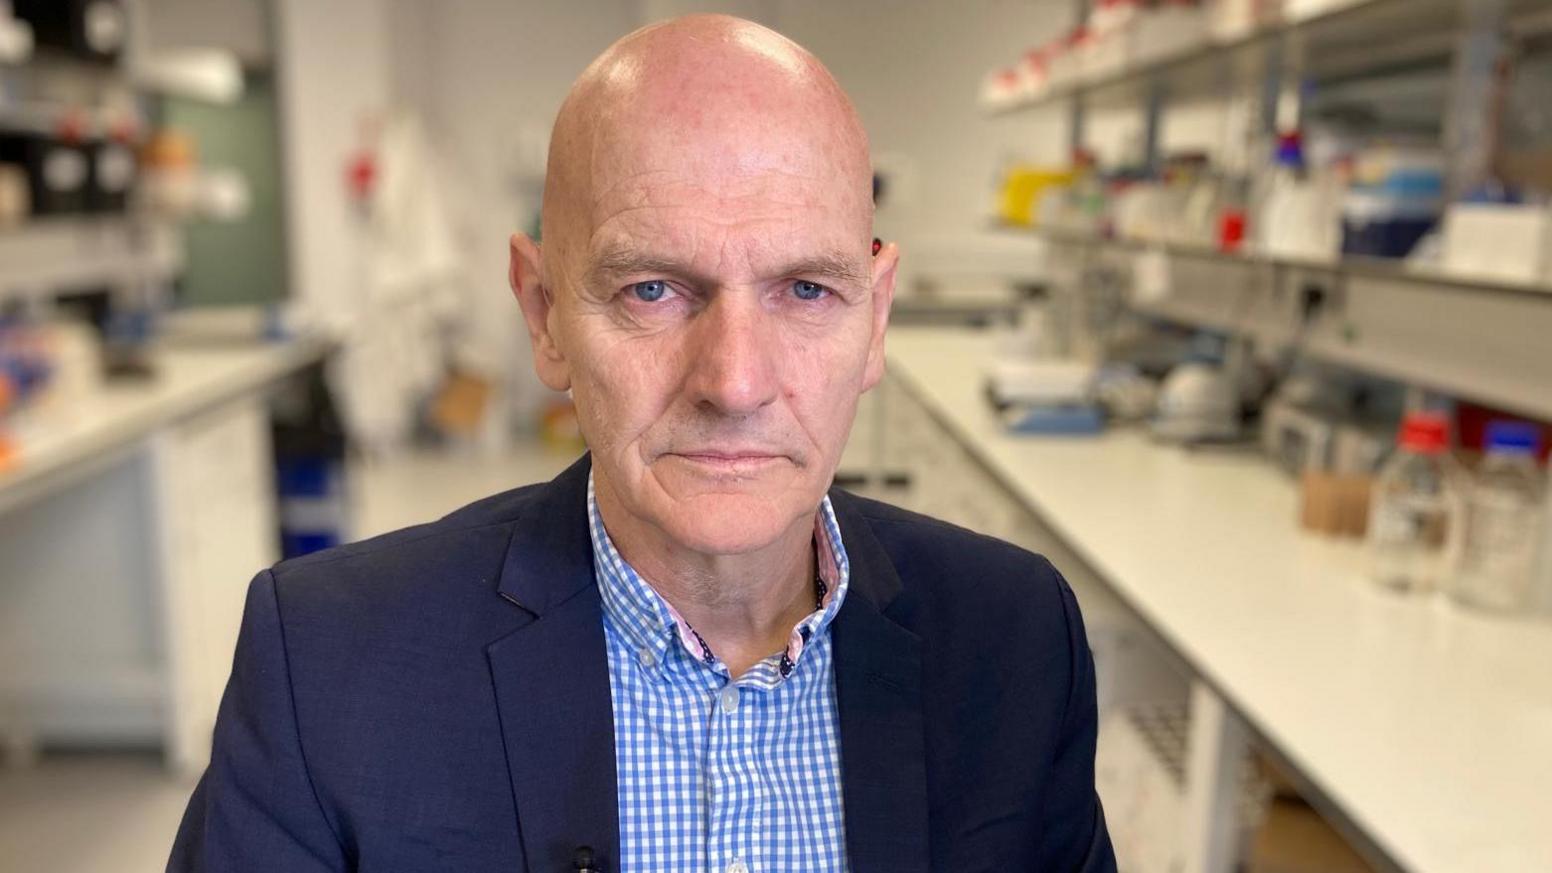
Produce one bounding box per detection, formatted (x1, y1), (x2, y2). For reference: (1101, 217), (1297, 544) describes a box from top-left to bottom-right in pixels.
(143, 0), (271, 66)
(640, 0), (777, 25)
(273, 0), (393, 324)
(383, 0), (639, 425)
(770, 1), (1072, 245)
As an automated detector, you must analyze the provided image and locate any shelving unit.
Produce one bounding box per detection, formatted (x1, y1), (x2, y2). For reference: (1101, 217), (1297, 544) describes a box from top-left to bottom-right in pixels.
(0, 215), (185, 298)
(0, 1), (207, 304)
(1028, 225), (1552, 298)
(984, 0), (1552, 114)
(1012, 223), (1552, 422)
(980, 0), (1552, 421)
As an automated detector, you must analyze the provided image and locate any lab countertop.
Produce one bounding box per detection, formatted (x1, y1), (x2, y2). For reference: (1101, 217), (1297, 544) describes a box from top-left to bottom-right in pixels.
(0, 338), (330, 516)
(884, 327), (1552, 873)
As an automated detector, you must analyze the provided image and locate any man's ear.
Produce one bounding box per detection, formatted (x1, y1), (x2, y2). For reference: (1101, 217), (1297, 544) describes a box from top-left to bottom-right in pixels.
(509, 233), (571, 392)
(861, 241), (898, 392)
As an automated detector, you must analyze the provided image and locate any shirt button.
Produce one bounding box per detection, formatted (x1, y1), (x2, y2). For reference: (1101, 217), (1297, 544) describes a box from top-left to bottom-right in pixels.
(638, 648), (656, 669)
(727, 860), (749, 873)
(719, 684), (740, 714)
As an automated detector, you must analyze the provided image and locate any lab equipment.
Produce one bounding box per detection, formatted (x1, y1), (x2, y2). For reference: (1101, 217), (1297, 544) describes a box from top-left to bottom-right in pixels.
(1151, 361), (1240, 444)
(987, 358), (1096, 407)
(88, 136), (137, 213)
(1366, 412), (1465, 594)
(0, 132), (91, 216)
(1537, 487), (1552, 614)
(1256, 132), (1341, 261)
(987, 356), (1105, 436)
(0, 6), (34, 64)
(1439, 202), (1552, 284)
(11, 0), (126, 64)
(1452, 421), (1546, 612)
(1262, 397), (1336, 476)
(1341, 147), (1445, 259)
(1003, 403), (1106, 435)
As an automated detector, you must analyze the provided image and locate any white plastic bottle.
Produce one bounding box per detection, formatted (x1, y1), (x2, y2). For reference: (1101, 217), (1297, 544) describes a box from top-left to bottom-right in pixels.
(1451, 422), (1547, 612)
(1367, 412), (1465, 594)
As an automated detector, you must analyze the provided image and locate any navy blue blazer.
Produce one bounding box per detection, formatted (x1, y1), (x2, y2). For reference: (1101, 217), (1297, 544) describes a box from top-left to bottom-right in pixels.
(169, 453), (1115, 872)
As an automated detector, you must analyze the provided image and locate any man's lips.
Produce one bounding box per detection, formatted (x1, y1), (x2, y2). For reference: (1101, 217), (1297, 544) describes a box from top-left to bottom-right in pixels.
(667, 451), (789, 470)
(675, 451), (784, 461)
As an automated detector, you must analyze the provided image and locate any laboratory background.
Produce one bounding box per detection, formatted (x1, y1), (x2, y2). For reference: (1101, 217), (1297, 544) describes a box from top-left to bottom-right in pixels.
(2, 0), (1550, 871)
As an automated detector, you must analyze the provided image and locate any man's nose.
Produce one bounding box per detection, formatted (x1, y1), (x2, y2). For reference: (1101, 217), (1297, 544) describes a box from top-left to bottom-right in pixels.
(685, 292), (780, 417)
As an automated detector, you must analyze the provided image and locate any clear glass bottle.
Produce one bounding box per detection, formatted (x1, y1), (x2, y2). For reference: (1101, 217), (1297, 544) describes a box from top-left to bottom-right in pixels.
(1534, 486), (1552, 615)
(1451, 421), (1547, 612)
(1367, 412), (1465, 594)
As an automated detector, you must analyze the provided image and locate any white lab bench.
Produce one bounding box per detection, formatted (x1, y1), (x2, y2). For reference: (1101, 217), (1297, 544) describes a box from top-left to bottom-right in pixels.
(0, 338), (329, 775)
(871, 327), (1552, 873)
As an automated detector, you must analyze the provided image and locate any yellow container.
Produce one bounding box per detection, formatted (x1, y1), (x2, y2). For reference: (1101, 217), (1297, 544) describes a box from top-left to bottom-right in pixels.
(996, 165), (1074, 227)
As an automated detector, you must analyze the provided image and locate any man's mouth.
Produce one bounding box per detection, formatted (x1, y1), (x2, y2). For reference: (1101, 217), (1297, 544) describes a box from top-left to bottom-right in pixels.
(669, 450), (787, 472)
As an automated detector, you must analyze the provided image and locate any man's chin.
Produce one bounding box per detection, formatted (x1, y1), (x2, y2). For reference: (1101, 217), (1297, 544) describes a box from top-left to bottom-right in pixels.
(653, 490), (809, 556)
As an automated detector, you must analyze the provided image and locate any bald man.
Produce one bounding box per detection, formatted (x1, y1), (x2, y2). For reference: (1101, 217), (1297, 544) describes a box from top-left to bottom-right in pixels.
(168, 15), (1114, 873)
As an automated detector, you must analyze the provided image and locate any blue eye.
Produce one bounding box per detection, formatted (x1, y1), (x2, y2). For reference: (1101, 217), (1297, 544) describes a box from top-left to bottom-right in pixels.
(792, 280), (827, 301)
(630, 280), (668, 302)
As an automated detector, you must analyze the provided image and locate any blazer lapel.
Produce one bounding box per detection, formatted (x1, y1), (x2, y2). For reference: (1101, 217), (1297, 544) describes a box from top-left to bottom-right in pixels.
(486, 455), (620, 873)
(828, 490), (931, 873)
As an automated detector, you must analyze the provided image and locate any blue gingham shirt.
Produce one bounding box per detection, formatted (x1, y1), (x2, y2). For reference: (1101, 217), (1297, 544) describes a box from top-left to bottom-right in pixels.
(588, 472), (851, 873)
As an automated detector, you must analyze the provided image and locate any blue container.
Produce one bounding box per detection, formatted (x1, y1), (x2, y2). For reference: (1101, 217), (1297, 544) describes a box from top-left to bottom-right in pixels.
(275, 454), (349, 559)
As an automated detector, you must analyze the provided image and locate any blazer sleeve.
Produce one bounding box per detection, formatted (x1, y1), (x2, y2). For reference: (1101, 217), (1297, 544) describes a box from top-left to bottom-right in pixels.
(1035, 569), (1119, 872)
(166, 570), (349, 872)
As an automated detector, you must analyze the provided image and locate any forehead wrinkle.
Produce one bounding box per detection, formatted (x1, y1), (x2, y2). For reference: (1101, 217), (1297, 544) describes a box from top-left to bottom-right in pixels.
(591, 181), (828, 229)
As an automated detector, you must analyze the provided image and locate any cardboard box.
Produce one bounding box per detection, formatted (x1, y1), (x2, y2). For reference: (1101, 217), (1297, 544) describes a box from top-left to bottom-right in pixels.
(1249, 800), (1375, 873)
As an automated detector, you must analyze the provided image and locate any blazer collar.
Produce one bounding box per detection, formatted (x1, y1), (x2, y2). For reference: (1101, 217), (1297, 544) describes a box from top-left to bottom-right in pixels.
(824, 487), (931, 872)
(824, 485), (905, 614)
(488, 454), (928, 873)
(495, 453), (596, 614)
(487, 453), (617, 872)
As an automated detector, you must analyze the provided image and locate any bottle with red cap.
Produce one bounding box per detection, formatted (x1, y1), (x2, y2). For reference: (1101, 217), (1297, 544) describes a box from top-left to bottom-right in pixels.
(1366, 411), (1466, 593)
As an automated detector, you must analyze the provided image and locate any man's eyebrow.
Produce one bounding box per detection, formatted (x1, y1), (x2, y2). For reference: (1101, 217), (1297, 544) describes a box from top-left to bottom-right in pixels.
(586, 246), (869, 288)
(776, 253), (870, 286)
(587, 248), (693, 284)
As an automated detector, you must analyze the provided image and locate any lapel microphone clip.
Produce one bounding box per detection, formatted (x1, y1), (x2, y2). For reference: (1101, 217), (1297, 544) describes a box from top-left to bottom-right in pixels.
(571, 845), (602, 873)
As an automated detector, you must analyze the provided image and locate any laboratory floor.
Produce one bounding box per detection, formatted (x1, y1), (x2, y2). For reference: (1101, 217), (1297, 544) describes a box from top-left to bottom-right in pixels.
(0, 438), (580, 873)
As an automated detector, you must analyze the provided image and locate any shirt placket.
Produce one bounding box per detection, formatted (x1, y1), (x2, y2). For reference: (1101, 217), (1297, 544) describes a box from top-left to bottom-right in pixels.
(706, 670), (772, 873)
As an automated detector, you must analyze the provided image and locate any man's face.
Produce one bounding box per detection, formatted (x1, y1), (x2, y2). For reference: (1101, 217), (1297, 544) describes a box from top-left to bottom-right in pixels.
(525, 96), (893, 556)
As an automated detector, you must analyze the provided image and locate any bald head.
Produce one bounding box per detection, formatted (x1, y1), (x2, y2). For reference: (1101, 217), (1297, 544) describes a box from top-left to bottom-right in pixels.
(509, 15), (897, 562)
(541, 14), (873, 278)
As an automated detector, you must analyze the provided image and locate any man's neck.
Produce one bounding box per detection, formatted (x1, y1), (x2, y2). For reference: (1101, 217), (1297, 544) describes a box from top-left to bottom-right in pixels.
(595, 486), (818, 678)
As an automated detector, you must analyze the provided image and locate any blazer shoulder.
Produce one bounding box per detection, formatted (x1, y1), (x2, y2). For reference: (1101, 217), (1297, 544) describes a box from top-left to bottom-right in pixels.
(838, 484), (1067, 580)
(263, 479), (554, 614)
(835, 489), (1070, 611)
(275, 481), (542, 572)
(837, 491), (1089, 716)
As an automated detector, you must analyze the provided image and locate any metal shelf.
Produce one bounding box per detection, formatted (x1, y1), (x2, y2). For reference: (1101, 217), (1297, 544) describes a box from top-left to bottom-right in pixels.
(1025, 225), (1552, 421)
(983, 0), (1552, 114)
(1020, 225), (1552, 299)
(0, 215), (184, 298)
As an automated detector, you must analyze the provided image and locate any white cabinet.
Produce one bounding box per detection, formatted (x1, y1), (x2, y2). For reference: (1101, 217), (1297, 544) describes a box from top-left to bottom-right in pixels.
(153, 399), (278, 774)
(0, 396), (277, 774)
